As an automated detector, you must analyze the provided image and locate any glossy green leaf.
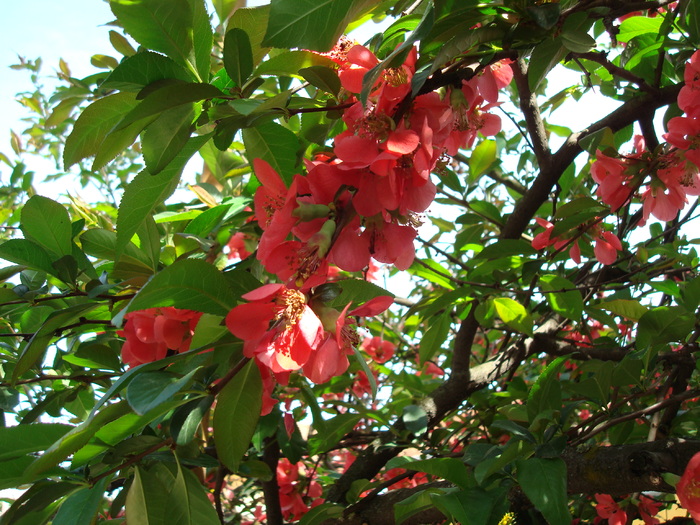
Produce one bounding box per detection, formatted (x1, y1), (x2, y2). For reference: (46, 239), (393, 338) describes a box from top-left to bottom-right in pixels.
(125, 461), (220, 525)
(492, 297), (533, 336)
(431, 487), (507, 525)
(170, 396), (214, 445)
(469, 139), (497, 181)
(0, 239), (58, 277)
(126, 369), (199, 416)
(617, 16), (663, 43)
(0, 423), (73, 462)
(12, 303), (101, 384)
(297, 503), (345, 525)
(116, 135), (209, 257)
(142, 103), (195, 174)
(115, 82), (223, 131)
(63, 92), (139, 169)
(20, 195), (72, 258)
(386, 457), (472, 490)
(213, 359), (262, 472)
(23, 400), (131, 480)
(636, 306), (695, 350)
(263, 0), (374, 52)
(299, 66), (341, 96)
(110, 0), (195, 73)
(516, 458), (570, 525)
(229, 6), (271, 65)
(224, 28), (253, 86)
(308, 412), (361, 455)
(126, 259), (238, 316)
(402, 404), (428, 435)
(52, 478), (108, 525)
(419, 311), (451, 365)
(540, 274), (583, 320)
(101, 51), (193, 92)
(252, 50), (336, 78)
(242, 121), (300, 185)
(596, 299), (648, 322)
(188, 0), (213, 82)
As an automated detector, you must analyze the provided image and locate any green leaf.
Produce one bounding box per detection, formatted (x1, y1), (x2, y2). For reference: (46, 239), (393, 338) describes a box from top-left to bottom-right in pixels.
(63, 92), (139, 169)
(125, 461), (220, 525)
(596, 299), (648, 322)
(636, 306), (695, 350)
(491, 420), (537, 444)
(114, 82), (223, 131)
(386, 457), (472, 489)
(469, 139), (497, 181)
(561, 29), (596, 53)
(170, 396), (214, 445)
(21, 196), (72, 258)
(142, 103), (195, 174)
(298, 503), (345, 525)
(110, 0), (196, 75)
(189, 0), (214, 82)
(229, 6), (271, 66)
(516, 458), (570, 525)
(492, 297), (533, 336)
(528, 37), (568, 92)
(224, 28), (253, 87)
(81, 228), (154, 273)
(0, 423), (73, 462)
(12, 303), (101, 384)
(101, 51), (193, 92)
(308, 412), (361, 455)
(252, 50), (336, 78)
(0, 239), (58, 277)
(213, 359), (262, 472)
(617, 16), (663, 43)
(430, 487), (508, 525)
(262, 0), (375, 52)
(116, 135), (209, 257)
(52, 478), (108, 525)
(126, 369), (199, 416)
(23, 400), (131, 480)
(402, 404), (428, 435)
(419, 311), (452, 365)
(527, 3), (561, 29)
(242, 122), (300, 185)
(527, 356), (566, 423)
(299, 66), (341, 96)
(540, 274), (583, 320)
(555, 196), (607, 218)
(126, 259), (238, 316)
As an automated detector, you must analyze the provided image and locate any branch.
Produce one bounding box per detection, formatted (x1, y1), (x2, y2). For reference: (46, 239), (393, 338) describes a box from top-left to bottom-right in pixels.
(324, 440), (700, 524)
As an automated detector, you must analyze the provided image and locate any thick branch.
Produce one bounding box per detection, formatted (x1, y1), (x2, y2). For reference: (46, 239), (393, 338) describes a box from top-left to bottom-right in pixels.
(324, 440), (700, 525)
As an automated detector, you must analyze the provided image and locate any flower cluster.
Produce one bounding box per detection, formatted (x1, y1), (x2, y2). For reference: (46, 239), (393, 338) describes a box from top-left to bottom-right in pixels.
(249, 43), (513, 291)
(589, 51), (700, 225)
(225, 283), (392, 413)
(532, 217), (623, 265)
(118, 307), (202, 367)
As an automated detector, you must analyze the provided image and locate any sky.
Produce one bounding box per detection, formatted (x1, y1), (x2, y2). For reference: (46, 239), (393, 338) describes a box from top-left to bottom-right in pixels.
(1, 1), (114, 139)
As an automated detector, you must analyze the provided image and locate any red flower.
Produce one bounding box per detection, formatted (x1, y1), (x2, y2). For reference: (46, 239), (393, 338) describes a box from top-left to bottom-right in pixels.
(226, 284), (324, 374)
(594, 494), (627, 525)
(119, 308), (202, 367)
(361, 336), (395, 364)
(677, 451), (700, 524)
(637, 495), (661, 525)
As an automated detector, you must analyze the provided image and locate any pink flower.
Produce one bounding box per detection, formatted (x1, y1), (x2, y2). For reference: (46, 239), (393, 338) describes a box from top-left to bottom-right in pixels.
(677, 451), (700, 524)
(225, 284), (324, 374)
(594, 231), (622, 265)
(594, 494), (627, 525)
